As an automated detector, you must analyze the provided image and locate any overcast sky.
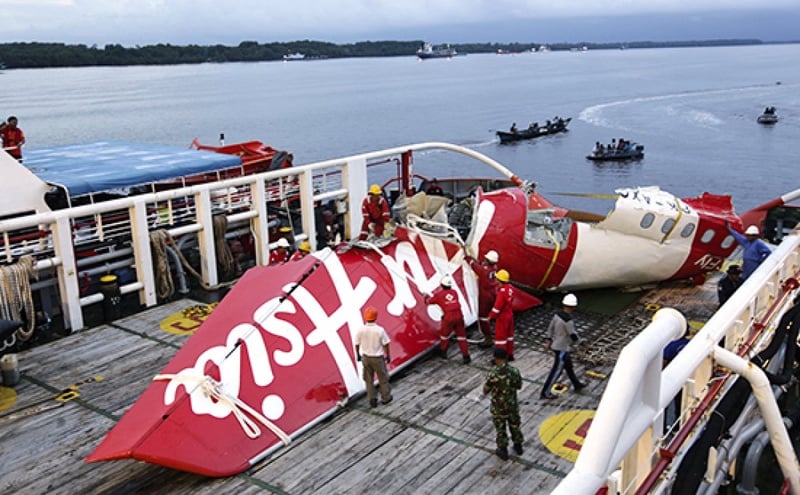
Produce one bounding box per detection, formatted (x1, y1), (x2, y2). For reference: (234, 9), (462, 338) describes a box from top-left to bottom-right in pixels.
(2, 0), (799, 46)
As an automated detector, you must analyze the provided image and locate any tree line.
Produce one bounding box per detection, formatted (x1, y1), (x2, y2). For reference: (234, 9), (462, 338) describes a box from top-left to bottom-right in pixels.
(0, 39), (765, 69)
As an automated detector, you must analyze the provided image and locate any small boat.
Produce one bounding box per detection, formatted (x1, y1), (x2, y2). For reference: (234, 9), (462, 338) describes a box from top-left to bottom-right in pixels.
(586, 142), (645, 161)
(417, 42), (457, 59)
(757, 106), (778, 125)
(282, 53), (305, 61)
(496, 118), (571, 144)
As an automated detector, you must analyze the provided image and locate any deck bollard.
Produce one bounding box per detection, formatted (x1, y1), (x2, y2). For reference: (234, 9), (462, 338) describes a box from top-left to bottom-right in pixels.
(100, 274), (122, 322)
(1, 353), (19, 387)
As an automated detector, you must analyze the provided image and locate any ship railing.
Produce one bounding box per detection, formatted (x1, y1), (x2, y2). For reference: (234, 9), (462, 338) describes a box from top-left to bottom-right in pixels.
(553, 227), (800, 495)
(0, 142), (511, 333)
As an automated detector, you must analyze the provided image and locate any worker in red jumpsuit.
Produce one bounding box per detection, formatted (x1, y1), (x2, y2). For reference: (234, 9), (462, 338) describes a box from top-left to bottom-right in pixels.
(268, 237), (291, 265)
(289, 240), (311, 261)
(426, 276), (470, 364)
(489, 269), (516, 361)
(359, 184), (391, 241)
(0, 116), (25, 161)
(466, 249), (499, 348)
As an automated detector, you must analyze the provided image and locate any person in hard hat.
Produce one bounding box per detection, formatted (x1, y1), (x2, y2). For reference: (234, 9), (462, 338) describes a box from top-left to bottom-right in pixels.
(489, 269), (516, 361)
(540, 293), (586, 399)
(289, 240), (312, 262)
(717, 264), (743, 306)
(353, 306), (392, 408)
(268, 237), (291, 265)
(425, 275), (470, 364)
(359, 184), (391, 241)
(483, 347), (523, 461)
(466, 249), (500, 348)
(726, 223), (772, 280)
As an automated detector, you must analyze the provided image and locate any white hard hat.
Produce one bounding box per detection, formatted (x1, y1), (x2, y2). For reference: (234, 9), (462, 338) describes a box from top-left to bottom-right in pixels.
(562, 293), (578, 307)
(745, 225), (760, 236)
(440, 275), (452, 287)
(484, 250), (499, 264)
(276, 238), (290, 248)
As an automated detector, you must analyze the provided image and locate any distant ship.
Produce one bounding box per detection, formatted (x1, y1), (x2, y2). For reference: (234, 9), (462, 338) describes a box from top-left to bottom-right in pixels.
(417, 42), (457, 59)
(282, 52), (306, 62)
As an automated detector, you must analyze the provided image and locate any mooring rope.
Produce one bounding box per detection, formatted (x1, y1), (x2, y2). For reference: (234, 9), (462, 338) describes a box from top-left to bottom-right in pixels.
(153, 373), (291, 444)
(0, 255), (37, 341)
(149, 214), (239, 298)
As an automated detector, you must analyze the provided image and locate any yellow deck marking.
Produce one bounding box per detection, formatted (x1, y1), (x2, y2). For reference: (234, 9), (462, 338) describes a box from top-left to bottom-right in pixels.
(0, 386), (17, 412)
(160, 302), (218, 336)
(538, 409), (595, 462)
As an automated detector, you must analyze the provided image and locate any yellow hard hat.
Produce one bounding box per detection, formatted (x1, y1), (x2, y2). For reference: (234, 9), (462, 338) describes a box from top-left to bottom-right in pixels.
(299, 241), (311, 253)
(368, 184), (382, 195)
(495, 269), (510, 283)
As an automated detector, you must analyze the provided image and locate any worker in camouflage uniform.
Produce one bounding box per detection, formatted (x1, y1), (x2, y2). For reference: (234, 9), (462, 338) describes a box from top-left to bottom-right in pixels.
(482, 347), (523, 460)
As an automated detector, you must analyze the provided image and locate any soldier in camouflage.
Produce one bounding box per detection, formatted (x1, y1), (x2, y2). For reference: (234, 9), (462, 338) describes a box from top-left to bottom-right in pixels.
(482, 347), (524, 460)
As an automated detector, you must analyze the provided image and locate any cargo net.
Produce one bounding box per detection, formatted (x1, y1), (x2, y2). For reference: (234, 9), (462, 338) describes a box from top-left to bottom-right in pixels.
(510, 281), (719, 367)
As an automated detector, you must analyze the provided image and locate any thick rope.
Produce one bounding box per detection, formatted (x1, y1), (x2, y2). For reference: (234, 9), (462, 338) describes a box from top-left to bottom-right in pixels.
(150, 214), (239, 298)
(0, 255), (37, 341)
(153, 373), (291, 444)
(213, 215), (236, 280)
(150, 230), (175, 299)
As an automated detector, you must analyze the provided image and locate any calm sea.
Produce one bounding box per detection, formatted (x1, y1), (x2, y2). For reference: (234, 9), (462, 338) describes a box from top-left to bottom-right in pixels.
(1, 44), (798, 214)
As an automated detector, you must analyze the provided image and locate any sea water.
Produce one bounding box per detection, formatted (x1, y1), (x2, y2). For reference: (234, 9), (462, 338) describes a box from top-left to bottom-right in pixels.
(1, 44), (798, 214)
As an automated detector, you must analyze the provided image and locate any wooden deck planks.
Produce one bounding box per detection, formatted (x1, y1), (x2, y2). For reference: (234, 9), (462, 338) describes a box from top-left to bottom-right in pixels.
(0, 281), (719, 494)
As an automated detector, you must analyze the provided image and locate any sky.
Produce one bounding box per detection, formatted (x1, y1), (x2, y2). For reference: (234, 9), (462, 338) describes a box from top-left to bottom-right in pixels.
(1, 0), (799, 47)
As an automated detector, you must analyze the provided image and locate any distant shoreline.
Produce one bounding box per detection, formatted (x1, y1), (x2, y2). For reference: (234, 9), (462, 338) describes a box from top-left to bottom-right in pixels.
(0, 38), (796, 70)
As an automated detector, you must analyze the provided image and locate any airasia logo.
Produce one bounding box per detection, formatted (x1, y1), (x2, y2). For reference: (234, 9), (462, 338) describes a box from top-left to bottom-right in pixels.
(161, 235), (477, 423)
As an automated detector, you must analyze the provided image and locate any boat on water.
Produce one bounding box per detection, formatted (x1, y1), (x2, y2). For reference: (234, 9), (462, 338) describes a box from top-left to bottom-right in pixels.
(758, 106), (779, 125)
(282, 53), (306, 62)
(497, 117), (571, 144)
(2, 141), (800, 493)
(417, 42), (457, 59)
(586, 142), (645, 161)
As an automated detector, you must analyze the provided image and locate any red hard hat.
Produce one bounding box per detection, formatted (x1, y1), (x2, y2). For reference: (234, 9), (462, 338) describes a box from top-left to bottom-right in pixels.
(363, 306), (378, 322)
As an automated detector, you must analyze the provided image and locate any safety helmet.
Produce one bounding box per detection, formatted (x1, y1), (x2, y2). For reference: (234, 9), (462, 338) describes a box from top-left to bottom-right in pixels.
(440, 275), (452, 287)
(276, 238), (290, 248)
(495, 269), (510, 283)
(299, 241), (311, 253)
(562, 293), (578, 307)
(745, 225), (760, 236)
(363, 306), (378, 322)
(484, 250), (499, 264)
(368, 184), (382, 195)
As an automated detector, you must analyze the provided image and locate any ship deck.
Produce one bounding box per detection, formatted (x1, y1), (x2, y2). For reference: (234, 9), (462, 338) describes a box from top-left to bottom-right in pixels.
(0, 279), (720, 495)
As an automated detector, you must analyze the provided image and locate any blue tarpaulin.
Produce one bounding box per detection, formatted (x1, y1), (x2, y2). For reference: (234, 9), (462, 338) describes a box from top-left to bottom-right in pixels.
(24, 141), (243, 197)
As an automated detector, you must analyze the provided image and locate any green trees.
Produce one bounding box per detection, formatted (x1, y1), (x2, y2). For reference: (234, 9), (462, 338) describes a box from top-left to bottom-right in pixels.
(0, 39), (764, 69)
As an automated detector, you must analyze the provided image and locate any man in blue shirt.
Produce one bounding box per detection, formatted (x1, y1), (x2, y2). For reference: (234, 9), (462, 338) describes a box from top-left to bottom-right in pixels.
(727, 224), (771, 280)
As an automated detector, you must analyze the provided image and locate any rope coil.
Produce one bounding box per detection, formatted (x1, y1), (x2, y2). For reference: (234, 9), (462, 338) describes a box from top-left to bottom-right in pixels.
(0, 255), (37, 342)
(149, 214), (238, 299)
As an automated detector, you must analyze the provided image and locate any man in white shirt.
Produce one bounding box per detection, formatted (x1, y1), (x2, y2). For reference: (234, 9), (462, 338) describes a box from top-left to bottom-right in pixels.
(354, 306), (393, 408)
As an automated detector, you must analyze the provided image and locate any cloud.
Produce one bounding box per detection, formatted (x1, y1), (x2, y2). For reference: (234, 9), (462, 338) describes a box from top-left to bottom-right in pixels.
(0, 0), (798, 45)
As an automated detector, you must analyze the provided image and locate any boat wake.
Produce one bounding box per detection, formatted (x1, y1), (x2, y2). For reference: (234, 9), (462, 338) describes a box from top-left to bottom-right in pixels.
(578, 83), (794, 131)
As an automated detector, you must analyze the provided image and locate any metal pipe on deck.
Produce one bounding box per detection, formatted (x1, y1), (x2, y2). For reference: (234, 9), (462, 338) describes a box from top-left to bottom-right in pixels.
(712, 346), (800, 495)
(552, 308), (686, 495)
(79, 281), (143, 306)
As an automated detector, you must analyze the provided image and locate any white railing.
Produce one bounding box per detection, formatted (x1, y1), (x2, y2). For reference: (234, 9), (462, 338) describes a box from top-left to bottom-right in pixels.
(0, 142), (512, 332)
(555, 227), (800, 495)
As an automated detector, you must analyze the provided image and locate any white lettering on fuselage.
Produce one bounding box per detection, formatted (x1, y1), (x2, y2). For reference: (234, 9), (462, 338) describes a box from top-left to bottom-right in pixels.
(161, 240), (475, 424)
